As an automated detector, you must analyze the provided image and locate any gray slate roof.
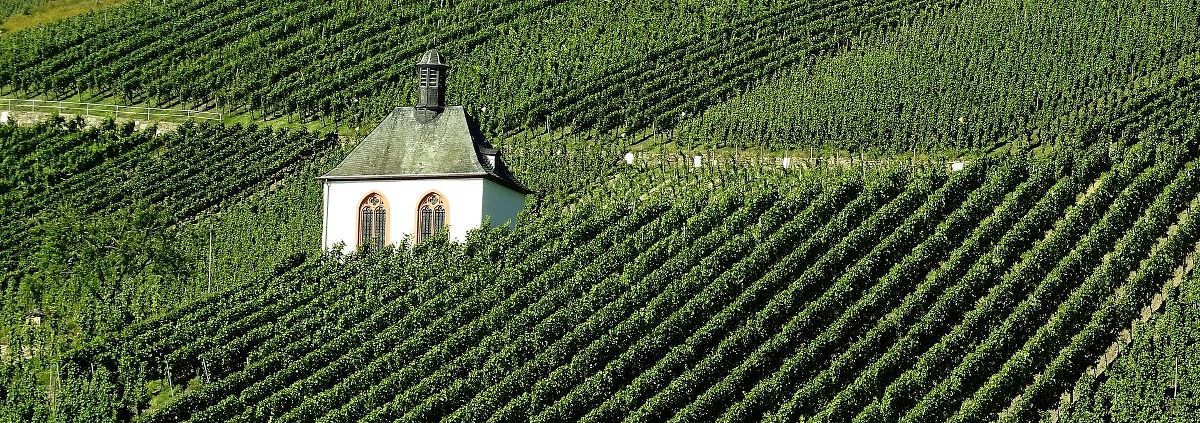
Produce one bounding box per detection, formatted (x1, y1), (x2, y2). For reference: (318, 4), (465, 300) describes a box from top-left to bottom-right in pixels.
(420, 49), (447, 66)
(320, 106), (530, 193)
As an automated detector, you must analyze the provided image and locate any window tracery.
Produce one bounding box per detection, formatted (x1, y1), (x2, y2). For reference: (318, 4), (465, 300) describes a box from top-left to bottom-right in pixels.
(417, 192), (447, 241)
(359, 193), (387, 249)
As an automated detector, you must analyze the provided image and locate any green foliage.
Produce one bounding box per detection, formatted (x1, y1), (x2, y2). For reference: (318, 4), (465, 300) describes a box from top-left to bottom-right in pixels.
(0, 118), (341, 419)
(0, 118), (336, 339)
(32, 204), (186, 336)
(673, 0), (1200, 150)
(1058, 270), (1200, 423)
(4, 0), (1200, 419)
(2, 136), (1190, 422)
(5, 0), (1196, 151)
(0, 0), (51, 20)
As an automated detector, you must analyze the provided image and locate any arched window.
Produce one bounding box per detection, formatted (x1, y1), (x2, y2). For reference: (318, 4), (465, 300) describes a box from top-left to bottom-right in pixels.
(417, 192), (447, 242)
(359, 193), (387, 249)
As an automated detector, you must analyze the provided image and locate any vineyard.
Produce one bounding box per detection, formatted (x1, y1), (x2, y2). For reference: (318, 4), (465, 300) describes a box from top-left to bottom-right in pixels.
(3, 0), (1200, 421)
(2, 0), (1199, 149)
(0, 0), (52, 20)
(3, 135), (1200, 421)
(0, 117), (338, 336)
(1060, 263), (1200, 422)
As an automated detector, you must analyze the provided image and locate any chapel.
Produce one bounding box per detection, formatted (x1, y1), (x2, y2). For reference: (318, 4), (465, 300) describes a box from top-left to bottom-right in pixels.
(319, 50), (530, 251)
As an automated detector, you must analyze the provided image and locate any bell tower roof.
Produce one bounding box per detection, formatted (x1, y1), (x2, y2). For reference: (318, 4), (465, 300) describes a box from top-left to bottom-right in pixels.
(419, 49), (447, 67)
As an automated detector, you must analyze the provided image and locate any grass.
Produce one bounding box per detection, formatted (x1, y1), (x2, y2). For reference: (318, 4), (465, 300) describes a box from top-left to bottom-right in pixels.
(143, 377), (197, 415)
(1, 0), (132, 35)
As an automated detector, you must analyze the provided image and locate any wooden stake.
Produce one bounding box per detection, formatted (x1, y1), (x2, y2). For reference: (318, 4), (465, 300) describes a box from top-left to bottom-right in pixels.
(207, 222), (214, 294)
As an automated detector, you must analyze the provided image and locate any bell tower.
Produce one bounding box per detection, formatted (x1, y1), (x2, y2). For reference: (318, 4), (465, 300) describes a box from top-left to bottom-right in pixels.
(416, 49), (448, 120)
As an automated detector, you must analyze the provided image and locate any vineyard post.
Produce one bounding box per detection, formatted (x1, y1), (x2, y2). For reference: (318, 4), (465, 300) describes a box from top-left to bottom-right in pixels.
(50, 361), (59, 416)
(207, 221), (213, 294)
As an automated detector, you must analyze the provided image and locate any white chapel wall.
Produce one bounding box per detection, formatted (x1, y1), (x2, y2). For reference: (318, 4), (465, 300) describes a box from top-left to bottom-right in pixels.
(481, 179), (526, 227)
(322, 178), (485, 252)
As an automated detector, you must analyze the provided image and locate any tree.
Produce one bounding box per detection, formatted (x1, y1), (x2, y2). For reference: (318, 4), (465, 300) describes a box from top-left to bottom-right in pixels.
(31, 203), (187, 336)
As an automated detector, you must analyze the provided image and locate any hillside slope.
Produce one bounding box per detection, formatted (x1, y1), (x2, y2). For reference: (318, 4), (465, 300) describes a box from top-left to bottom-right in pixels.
(0, 118), (338, 340)
(3, 0), (1197, 150)
(3, 0), (1200, 421)
(1060, 269), (1200, 422)
(6, 139), (1198, 422)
